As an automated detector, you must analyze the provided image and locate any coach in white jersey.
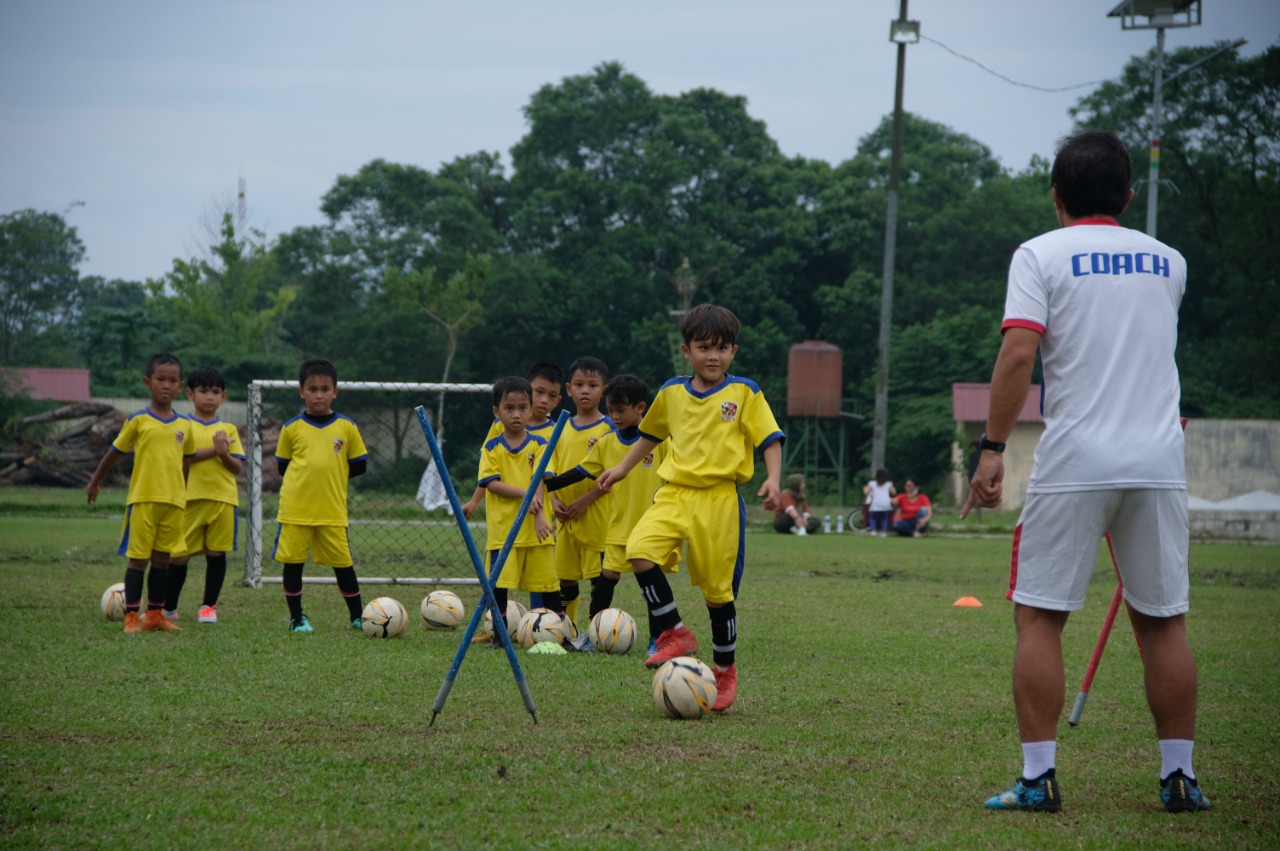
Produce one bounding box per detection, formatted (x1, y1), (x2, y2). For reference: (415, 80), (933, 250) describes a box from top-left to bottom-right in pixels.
(963, 132), (1209, 814)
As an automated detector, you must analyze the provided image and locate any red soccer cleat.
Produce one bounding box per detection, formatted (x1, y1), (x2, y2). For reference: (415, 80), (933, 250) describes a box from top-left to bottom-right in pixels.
(644, 625), (699, 668)
(712, 664), (738, 712)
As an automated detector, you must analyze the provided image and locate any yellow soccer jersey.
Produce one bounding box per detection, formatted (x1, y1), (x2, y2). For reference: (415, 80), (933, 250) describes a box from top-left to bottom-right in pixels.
(478, 433), (553, 551)
(579, 431), (667, 546)
(551, 415), (614, 543)
(639, 375), (784, 488)
(275, 412), (369, 526)
(185, 416), (244, 506)
(111, 409), (196, 507)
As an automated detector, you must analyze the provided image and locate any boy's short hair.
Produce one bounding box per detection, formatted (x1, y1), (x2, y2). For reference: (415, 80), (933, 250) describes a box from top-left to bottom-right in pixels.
(566, 356), (608, 383)
(527, 362), (563, 386)
(493, 376), (532, 406)
(187, 365), (226, 391)
(299, 358), (338, 386)
(604, 374), (649, 409)
(145, 352), (182, 377)
(1051, 131), (1132, 219)
(679, 304), (739, 346)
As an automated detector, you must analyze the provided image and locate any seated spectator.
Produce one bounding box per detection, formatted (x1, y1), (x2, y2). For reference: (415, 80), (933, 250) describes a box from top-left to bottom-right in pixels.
(774, 474), (822, 535)
(893, 477), (932, 538)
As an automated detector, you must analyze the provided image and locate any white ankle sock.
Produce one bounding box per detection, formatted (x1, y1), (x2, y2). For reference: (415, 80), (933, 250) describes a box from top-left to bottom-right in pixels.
(1021, 741), (1056, 780)
(1159, 739), (1195, 780)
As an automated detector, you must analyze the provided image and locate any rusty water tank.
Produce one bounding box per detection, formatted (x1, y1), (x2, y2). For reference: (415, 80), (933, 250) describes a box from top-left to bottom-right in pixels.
(787, 340), (842, 418)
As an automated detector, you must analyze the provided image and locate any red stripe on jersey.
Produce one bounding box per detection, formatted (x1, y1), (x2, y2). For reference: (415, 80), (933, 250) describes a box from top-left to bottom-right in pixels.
(1069, 217), (1122, 227)
(1007, 523), (1023, 602)
(1002, 318), (1045, 335)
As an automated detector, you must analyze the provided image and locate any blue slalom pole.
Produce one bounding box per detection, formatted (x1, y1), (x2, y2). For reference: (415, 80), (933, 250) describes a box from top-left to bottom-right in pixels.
(415, 406), (568, 726)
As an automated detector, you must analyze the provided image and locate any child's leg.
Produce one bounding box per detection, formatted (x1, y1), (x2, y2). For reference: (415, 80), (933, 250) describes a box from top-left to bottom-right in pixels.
(145, 551), (170, 611)
(333, 566), (362, 621)
(589, 570), (620, 619)
(202, 552), (227, 608)
(124, 560), (147, 612)
(283, 563), (305, 620)
(560, 580), (580, 621)
(708, 599), (737, 667)
(165, 558), (189, 613)
(633, 561), (682, 633)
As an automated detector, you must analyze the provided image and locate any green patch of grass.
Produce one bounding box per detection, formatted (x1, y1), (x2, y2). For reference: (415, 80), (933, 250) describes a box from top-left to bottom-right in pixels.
(0, 514), (1277, 848)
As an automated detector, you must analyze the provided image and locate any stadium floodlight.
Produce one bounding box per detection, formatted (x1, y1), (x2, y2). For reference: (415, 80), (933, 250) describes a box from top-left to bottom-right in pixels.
(889, 18), (920, 44)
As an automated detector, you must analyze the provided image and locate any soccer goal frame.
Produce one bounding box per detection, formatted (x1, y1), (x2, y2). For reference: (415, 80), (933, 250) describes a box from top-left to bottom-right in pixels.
(242, 379), (492, 588)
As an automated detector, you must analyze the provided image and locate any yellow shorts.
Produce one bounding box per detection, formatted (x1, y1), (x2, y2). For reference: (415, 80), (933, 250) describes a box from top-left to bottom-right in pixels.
(491, 546), (557, 593)
(175, 499), (237, 557)
(603, 543), (678, 575)
(118, 502), (186, 560)
(554, 526), (604, 582)
(273, 523), (353, 567)
(626, 481), (744, 605)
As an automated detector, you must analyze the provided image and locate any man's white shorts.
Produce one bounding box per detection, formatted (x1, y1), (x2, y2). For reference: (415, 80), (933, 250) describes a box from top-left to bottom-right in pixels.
(1009, 489), (1189, 617)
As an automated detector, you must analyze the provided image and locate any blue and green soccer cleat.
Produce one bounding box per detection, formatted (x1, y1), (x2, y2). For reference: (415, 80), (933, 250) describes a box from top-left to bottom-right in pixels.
(289, 615), (314, 633)
(984, 769), (1062, 812)
(351, 617), (363, 630)
(1160, 769), (1210, 812)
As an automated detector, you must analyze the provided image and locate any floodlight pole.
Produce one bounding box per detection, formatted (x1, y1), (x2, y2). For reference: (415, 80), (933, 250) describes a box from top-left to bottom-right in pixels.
(871, 0), (917, 474)
(1146, 26), (1166, 237)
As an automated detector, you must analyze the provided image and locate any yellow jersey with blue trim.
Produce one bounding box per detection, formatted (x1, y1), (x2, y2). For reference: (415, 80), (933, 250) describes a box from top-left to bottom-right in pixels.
(111, 408), (196, 507)
(478, 432), (553, 551)
(484, 416), (557, 442)
(550, 414), (614, 542)
(275, 411), (369, 526)
(185, 416), (244, 506)
(638, 375), (784, 488)
(579, 430), (668, 546)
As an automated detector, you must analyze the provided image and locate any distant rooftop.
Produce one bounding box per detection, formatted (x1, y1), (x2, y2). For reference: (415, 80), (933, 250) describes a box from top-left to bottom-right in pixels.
(1, 367), (92, 403)
(952, 383), (1044, 424)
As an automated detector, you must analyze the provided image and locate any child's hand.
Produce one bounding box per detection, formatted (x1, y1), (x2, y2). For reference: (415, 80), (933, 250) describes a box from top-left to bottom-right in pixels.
(551, 495), (571, 522)
(86, 482), (99, 504)
(461, 497), (479, 520)
(757, 479), (780, 512)
(565, 495), (589, 520)
(212, 430), (230, 455)
(528, 493), (544, 516)
(534, 512), (552, 541)
(597, 466), (626, 491)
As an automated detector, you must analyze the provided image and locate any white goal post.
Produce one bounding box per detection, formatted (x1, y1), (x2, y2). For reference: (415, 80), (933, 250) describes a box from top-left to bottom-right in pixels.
(243, 379), (492, 588)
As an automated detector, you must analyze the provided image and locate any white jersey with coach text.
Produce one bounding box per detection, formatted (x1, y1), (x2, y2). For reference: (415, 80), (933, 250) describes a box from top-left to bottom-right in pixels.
(1003, 219), (1186, 493)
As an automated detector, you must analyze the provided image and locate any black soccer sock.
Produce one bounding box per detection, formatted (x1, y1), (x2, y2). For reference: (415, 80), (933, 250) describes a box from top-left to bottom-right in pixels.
(202, 554), (227, 608)
(146, 564), (168, 610)
(334, 567), (362, 620)
(283, 563), (304, 620)
(635, 568), (681, 633)
(124, 567), (145, 612)
(589, 575), (618, 619)
(709, 601), (737, 667)
(541, 589), (562, 613)
(561, 581), (580, 604)
(492, 587), (509, 631)
(164, 561), (188, 611)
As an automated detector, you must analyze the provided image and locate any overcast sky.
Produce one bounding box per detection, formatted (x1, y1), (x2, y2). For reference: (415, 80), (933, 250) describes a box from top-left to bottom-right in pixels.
(1, 0), (1275, 283)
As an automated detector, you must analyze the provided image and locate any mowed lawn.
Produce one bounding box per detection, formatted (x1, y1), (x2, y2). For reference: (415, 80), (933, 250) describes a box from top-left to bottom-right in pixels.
(1, 488), (1277, 849)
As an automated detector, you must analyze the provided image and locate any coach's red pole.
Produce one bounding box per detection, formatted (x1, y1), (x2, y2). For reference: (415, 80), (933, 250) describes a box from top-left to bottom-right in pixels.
(1068, 578), (1123, 726)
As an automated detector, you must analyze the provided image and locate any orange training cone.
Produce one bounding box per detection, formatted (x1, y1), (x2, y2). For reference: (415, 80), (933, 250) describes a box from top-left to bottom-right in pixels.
(953, 596), (983, 607)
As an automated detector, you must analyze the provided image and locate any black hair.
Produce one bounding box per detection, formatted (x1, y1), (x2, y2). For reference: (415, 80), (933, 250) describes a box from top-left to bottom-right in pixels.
(904, 475), (920, 488)
(679, 303), (739, 346)
(1051, 131), (1132, 219)
(145, 352), (182, 377)
(527, 362), (563, 386)
(299, 358), (338, 386)
(187, 365), (226, 391)
(604, 374), (649, 409)
(566, 356), (608, 383)
(493, 376), (532, 406)
(875, 468), (889, 486)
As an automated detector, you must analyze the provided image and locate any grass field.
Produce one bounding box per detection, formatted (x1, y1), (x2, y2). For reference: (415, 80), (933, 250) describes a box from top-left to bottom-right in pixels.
(1, 487), (1277, 849)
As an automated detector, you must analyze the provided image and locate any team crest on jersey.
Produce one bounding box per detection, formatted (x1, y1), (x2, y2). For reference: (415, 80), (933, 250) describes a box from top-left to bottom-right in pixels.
(526, 452), (537, 469)
(332, 438), (345, 453)
(586, 437), (599, 450)
(642, 452), (655, 468)
(174, 430), (186, 444)
(720, 401), (738, 421)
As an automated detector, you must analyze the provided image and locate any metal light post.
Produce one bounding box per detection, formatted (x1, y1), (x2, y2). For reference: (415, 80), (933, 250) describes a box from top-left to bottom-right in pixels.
(870, 2), (919, 474)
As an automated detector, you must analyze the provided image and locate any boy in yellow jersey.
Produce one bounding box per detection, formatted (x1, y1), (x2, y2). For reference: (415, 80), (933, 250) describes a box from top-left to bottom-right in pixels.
(554, 374), (677, 653)
(273, 359), (369, 633)
(598, 305), (784, 712)
(163, 366), (244, 624)
(86, 353), (196, 633)
(549, 356), (614, 634)
(460, 362), (562, 521)
(478, 376), (561, 643)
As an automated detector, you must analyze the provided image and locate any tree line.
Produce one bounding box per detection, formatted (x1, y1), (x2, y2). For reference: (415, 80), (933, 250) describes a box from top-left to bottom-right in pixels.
(3, 43), (1276, 493)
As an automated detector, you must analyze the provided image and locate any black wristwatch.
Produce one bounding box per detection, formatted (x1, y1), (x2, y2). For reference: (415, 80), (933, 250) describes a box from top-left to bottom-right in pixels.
(979, 434), (1006, 454)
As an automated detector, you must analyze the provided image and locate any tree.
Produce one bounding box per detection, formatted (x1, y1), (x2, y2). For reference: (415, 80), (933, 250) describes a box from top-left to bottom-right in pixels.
(0, 210), (85, 364)
(74, 277), (167, 394)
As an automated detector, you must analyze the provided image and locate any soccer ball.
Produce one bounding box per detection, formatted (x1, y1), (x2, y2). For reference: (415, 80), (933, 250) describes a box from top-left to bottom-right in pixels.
(588, 608), (637, 655)
(652, 656), (717, 720)
(100, 582), (126, 622)
(482, 600), (528, 640)
(515, 608), (574, 649)
(420, 590), (465, 629)
(361, 597), (408, 638)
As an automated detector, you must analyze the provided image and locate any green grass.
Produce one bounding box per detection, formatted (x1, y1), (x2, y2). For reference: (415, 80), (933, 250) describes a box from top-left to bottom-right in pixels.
(1, 489), (1277, 848)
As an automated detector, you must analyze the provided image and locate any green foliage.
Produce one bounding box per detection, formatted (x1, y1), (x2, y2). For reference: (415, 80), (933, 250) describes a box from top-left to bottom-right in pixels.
(0, 209), (85, 364)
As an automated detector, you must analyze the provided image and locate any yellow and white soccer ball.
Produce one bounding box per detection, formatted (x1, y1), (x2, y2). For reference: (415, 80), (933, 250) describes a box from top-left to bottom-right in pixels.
(100, 582), (126, 622)
(420, 590), (465, 629)
(479, 600), (527, 640)
(515, 608), (574, 649)
(588, 607), (636, 655)
(361, 597), (408, 638)
(652, 656), (717, 720)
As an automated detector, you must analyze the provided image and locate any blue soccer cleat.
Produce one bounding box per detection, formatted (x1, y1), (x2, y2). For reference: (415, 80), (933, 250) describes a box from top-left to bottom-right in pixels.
(289, 615), (314, 634)
(1160, 769), (1211, 812)
(984, 769), (1062, 812)
(351, 617), (363, 630)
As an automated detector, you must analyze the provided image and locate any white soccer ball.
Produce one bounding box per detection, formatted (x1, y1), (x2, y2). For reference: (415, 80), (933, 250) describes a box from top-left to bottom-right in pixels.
(652, 656), (717, 720)
(515, 608), (574, 649)
(361, 597), (408, 638)
(482, 600), (528, 640)
(420, 590), (465, 629)
(100, 582), (126, 622)
(588, 608), (637, 655)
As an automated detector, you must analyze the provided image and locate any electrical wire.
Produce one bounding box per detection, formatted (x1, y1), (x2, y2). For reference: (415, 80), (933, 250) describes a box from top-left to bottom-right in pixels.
(921, 34), (1108, 93)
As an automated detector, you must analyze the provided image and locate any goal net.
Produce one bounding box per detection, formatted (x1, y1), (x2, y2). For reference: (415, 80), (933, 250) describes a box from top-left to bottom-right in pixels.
(242, 380), (494, 588)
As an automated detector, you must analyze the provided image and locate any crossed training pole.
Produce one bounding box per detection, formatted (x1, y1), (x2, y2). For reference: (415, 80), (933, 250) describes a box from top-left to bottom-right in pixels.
(414, 406), (569, 727)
